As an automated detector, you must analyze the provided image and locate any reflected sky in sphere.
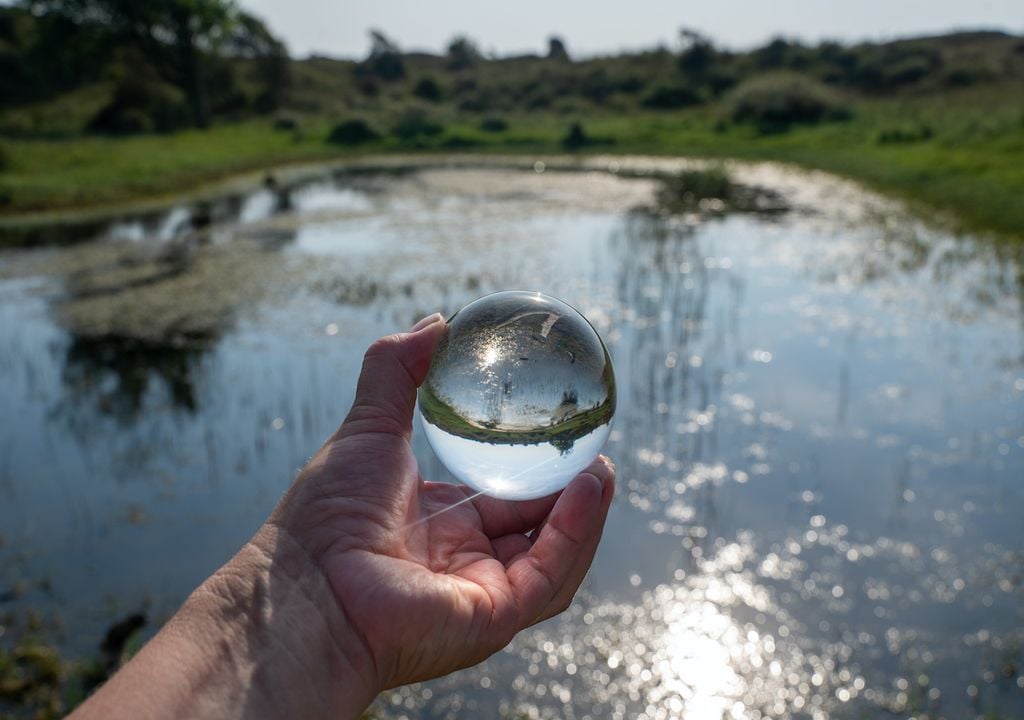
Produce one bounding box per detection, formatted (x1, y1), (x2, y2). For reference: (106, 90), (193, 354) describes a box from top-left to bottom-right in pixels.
(418, 290), (616, 499)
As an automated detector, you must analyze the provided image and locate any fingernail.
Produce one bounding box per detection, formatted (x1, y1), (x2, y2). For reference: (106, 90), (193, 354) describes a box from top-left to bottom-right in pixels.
(410, 312), (444, 332)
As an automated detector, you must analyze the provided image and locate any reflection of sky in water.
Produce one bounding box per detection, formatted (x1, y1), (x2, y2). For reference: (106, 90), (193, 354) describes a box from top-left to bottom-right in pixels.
(0, 164), (1022, 718)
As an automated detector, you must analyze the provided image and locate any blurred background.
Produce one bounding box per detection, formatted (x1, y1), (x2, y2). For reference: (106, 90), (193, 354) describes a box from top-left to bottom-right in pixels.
(0, 1), (1022, 718)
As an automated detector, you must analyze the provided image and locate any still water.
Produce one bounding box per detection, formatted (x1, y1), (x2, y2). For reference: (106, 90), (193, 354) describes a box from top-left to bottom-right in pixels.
(0, 158), (1022, 719)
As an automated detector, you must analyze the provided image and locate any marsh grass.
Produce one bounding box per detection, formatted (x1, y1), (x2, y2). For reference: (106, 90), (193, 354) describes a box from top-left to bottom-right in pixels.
(1, 84), (1023, 239)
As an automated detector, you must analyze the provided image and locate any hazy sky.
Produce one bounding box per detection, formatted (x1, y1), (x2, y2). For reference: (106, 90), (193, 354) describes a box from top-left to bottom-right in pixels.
(239, 0), (1022, 59)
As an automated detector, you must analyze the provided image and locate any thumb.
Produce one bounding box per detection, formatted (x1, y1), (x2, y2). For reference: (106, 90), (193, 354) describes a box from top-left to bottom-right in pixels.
(336, 313), (446, 440)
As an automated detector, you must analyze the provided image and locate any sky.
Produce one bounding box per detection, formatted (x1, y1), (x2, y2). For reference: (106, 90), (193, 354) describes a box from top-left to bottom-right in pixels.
(238, 0), (1023, 59)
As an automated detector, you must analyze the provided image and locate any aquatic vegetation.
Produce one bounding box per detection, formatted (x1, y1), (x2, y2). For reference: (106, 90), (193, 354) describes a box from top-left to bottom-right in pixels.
(655, 164), (789, 214)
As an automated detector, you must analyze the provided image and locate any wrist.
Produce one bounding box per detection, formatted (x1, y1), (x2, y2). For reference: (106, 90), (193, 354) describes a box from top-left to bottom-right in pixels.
(72, 525), (380, 720)
(185, 523), (380, 719)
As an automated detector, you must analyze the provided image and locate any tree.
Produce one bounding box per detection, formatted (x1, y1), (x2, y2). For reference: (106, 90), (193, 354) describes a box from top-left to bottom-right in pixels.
(412, 76), (443, 102)
(446, 35), (480, 71)
(360, 29), (404, 80)
(226, 11), (290, 112)
(678, 28), (716, 79)
(2, 5), (123, 104)
(21, 0), (246, 128)
(547, 35), (569, 61)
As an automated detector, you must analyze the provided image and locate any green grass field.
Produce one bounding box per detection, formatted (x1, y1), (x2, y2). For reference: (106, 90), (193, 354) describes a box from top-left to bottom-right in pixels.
(1, 86), (1022, 239)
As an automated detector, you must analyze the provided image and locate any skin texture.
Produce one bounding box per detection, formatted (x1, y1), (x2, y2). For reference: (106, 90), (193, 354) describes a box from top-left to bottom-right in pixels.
(70, 312), (616, 720)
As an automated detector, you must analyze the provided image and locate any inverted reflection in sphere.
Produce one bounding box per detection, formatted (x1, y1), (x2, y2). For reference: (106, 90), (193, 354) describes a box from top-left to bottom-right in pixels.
(418, 291), (616, 500)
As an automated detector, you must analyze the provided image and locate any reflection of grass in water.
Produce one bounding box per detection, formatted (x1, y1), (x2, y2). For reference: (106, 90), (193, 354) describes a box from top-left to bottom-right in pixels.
(418, 383), (613, 453)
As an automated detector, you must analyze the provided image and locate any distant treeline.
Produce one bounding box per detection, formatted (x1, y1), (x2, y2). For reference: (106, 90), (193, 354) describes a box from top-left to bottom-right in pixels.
(1, 0), (1023, 138)
(0, 0), (289, 134)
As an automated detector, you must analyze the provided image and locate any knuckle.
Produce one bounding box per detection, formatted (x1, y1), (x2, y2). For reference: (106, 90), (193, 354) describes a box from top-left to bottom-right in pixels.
(363, 334), (401, 362)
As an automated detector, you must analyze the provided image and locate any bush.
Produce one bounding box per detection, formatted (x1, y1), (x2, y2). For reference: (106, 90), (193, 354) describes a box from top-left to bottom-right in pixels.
(726, 72), (852, 133)
(562, 122), (588, 150)
(272, 113), (300, 131)
(412, 77), (443, 102)
(327, 118), (380, 145)
(0, 144), (10, 173)
(479, 117), (508, 132)
(641, 84), (702, 109)
(440, 135), (481, 149)
(89, 72), (191, 135)
(391, 109), (444, 142)
(877, 123), (933, 144)
(942, 63), (998, 88)
(561, 122), (614, 151)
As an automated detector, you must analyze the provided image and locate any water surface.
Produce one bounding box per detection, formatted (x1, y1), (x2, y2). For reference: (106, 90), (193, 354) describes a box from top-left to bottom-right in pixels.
(0, 159), (1021, 719)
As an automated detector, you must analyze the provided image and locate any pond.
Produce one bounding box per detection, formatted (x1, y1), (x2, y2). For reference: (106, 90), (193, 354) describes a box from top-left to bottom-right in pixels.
(0, 157), (1022, 719)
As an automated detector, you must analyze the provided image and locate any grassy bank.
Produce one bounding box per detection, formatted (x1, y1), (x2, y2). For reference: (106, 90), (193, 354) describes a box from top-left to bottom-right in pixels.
(1, 88), (1022, 239)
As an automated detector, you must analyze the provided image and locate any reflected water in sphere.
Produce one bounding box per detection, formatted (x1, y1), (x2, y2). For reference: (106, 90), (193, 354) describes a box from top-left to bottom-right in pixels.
(418, 291), (616, 500)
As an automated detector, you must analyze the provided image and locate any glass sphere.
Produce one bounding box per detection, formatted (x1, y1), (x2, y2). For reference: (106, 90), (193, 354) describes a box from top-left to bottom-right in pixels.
(418, 290), (616, 500)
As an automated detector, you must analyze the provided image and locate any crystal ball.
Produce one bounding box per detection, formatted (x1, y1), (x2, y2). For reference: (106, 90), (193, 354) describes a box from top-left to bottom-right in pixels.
(418, 290), (616, 500)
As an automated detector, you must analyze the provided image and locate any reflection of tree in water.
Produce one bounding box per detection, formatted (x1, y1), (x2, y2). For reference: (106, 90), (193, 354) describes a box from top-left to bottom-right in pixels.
(60, 335), (208, 423)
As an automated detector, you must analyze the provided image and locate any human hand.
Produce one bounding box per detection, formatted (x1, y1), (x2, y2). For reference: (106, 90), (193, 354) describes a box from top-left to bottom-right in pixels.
(70, 313), (615, 720)
(266, 312), (616, 706)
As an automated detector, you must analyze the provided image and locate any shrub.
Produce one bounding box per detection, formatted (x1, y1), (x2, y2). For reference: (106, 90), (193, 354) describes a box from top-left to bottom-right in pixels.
(440, 135), (480, 149)
(391, 109), (444, 142)
(89, 73), (191, 135)
(412, 77), (443, 102)
(561, 122), (614, 150)
(942, 63), (998, 88)
(726, 72), (852, 133)
(272, 113), (300, 131)
(0, 143), (10, 173)
(562, 122), (588, 150)
(479, 117), (508, 132)
(327, 118), (380, 145)
(641, 84), (702, 109)
(877, 123), (933, 144)
(356, 77), (379, 96)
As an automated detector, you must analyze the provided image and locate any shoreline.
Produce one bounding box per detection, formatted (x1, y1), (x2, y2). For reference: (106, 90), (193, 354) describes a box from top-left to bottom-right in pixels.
(0, 146), (1019, 245)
